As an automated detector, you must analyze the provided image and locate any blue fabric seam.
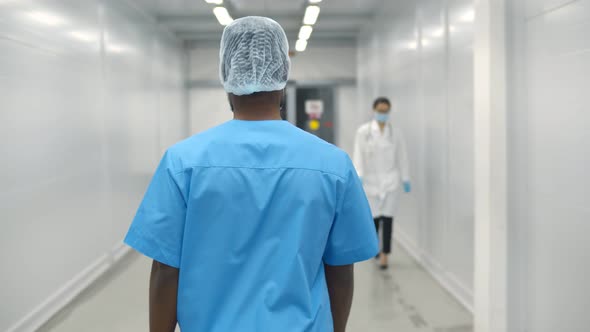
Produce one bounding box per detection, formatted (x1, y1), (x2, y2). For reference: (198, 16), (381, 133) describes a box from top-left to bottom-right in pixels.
(171, 165), (347, 181)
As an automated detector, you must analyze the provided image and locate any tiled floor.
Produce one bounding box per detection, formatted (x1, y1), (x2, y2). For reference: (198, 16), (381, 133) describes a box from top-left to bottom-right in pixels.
(39, 243), (472, 332)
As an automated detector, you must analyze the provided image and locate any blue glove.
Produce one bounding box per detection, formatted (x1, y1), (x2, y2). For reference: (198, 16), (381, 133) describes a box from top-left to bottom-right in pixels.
(403, 181), (411, 193)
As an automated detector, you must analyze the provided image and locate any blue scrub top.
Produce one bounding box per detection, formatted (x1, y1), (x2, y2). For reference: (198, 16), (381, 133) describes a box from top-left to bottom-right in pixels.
(125, 120), (378, 332)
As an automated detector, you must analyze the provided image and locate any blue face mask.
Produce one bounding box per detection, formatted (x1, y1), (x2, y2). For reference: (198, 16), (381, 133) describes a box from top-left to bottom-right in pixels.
(375, 112), (390, 123)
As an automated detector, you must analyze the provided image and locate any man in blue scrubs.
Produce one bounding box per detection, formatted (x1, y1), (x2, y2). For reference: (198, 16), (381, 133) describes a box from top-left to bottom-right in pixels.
(124, 16), (378, 332)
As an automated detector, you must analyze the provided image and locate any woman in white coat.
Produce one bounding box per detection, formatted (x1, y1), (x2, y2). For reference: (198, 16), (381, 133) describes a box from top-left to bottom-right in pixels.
(353, 97), (411, 269)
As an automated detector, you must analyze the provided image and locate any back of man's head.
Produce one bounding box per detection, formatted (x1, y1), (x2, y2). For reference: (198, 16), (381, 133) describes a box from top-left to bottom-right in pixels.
(219, 16), (291, 96)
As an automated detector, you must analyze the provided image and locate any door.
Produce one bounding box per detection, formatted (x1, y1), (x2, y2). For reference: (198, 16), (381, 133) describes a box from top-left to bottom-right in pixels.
(295, 86), (335, 144)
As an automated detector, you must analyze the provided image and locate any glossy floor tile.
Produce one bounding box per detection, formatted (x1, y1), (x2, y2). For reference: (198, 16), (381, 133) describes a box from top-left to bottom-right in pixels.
(39, 243), (472, 332)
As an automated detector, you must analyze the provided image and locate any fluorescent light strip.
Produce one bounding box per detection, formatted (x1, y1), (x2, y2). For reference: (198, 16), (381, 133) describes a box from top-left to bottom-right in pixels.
(309, 0), (322, 3)
(205, 0), (223, 4)
(107, 44), (133, 54)
(27, 11), (65, 26)
(303, 5), (320, 25)
(298, 25), (313, 40)
(461, 9), (475, 22)
(213, 7), (233, 26)
(295, 39), (308, 52)
(69, 31), (98, 43)
(432, 28), (444, 38)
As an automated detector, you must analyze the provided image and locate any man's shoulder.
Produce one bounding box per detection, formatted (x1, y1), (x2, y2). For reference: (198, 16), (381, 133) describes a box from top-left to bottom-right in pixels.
(290, 125), (343, 153)
(162, 122), (232, 167)
(287, 124), (349, 156)
(285, 128), (353, 178)
(164, 121), (354, 178)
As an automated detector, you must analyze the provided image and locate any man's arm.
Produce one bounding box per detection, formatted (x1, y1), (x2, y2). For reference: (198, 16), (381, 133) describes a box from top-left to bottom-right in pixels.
(150, 260), (179, 332)
(325, 264), (354, 332)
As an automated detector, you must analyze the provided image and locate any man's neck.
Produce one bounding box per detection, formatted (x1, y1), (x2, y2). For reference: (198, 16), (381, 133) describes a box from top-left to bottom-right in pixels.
(233, 106), (282, 121)
(229, 91), (284, 121)
(378, 122), (386, 132)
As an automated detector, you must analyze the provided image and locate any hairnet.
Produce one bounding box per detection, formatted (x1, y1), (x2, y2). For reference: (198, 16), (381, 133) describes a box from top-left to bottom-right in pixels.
(219, 16), (291, 96)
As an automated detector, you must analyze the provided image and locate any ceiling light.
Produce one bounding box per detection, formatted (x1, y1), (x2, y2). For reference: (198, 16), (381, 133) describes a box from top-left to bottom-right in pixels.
(296, 39), (308, 52)
(460, 9), (475, 22)
(309, 0), (322, 3)
(205, 0), (223, 4)
(69, 31), (98, 43)
(27, 11), (65, 26)
(107, 44), (133, 54)
(303, 5), (320, 25)
(421, 38), (430, 46)
(407, 41), (417, 50)
(449, 25), (457, 32)
(213, 7), (233, 26)
(298, 26), (313, 40)
(432, 28), (444, 38)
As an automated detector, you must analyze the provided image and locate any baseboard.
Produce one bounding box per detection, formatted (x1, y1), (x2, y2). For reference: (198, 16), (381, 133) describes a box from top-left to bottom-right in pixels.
(394, 228), (474, 313)
(112, 242), (132, 262)
(6, 242), (131, 332)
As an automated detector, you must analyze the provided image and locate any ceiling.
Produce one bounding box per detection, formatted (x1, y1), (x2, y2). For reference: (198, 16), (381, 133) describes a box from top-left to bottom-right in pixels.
(135, 0), (383, 47)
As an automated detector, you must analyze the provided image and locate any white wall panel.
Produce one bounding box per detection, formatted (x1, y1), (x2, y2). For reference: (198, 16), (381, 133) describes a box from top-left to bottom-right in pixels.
(189, 88), (233, 134)
(189, 45), (357, 82)
(420, 0), (449, 265)
(525, 0), (582, 17)
(0, 0), (187, 330)
(510, 0), (590, 330)
(189, 47), (220, 82)
(290, 46), (357, 81)
(335, 86), (358, 156)
(357, 0), (475, 309)
(446, 0), (476, 294)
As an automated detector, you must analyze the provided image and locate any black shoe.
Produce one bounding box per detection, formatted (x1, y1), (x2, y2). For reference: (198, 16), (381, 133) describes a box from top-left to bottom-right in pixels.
(380, 264), (388, 270)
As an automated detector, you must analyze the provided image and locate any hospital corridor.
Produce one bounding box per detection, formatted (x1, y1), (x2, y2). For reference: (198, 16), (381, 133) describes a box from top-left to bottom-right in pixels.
(1, 1), (589, 332)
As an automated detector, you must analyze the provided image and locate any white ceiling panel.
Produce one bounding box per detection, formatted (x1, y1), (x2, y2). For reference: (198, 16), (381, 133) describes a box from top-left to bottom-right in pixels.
(320, 0), (384, 14)
(132, 0), (382, 44)
(135, 0), (213, 15)
(229, 0), (306, 14)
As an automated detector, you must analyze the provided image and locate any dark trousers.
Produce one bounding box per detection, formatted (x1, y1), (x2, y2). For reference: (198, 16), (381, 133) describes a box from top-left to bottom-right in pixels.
(374, 216), (393, 254)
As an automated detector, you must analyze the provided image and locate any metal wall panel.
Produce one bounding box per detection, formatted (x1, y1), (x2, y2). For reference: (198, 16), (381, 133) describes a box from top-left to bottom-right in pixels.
(0, 0), (187, 330)
(356, 0), (475, 307)
(515, 0), (590, 330)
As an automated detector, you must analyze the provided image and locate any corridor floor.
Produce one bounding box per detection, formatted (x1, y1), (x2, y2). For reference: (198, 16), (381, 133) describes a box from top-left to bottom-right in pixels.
(39, 243), (472, 332)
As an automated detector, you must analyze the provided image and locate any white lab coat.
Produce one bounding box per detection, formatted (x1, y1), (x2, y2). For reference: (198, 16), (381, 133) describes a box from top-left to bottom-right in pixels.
(353, 120), (410, 218)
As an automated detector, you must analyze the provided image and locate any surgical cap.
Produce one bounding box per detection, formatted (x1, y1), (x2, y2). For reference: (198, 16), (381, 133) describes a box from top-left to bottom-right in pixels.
(219, 16), (291, 96)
